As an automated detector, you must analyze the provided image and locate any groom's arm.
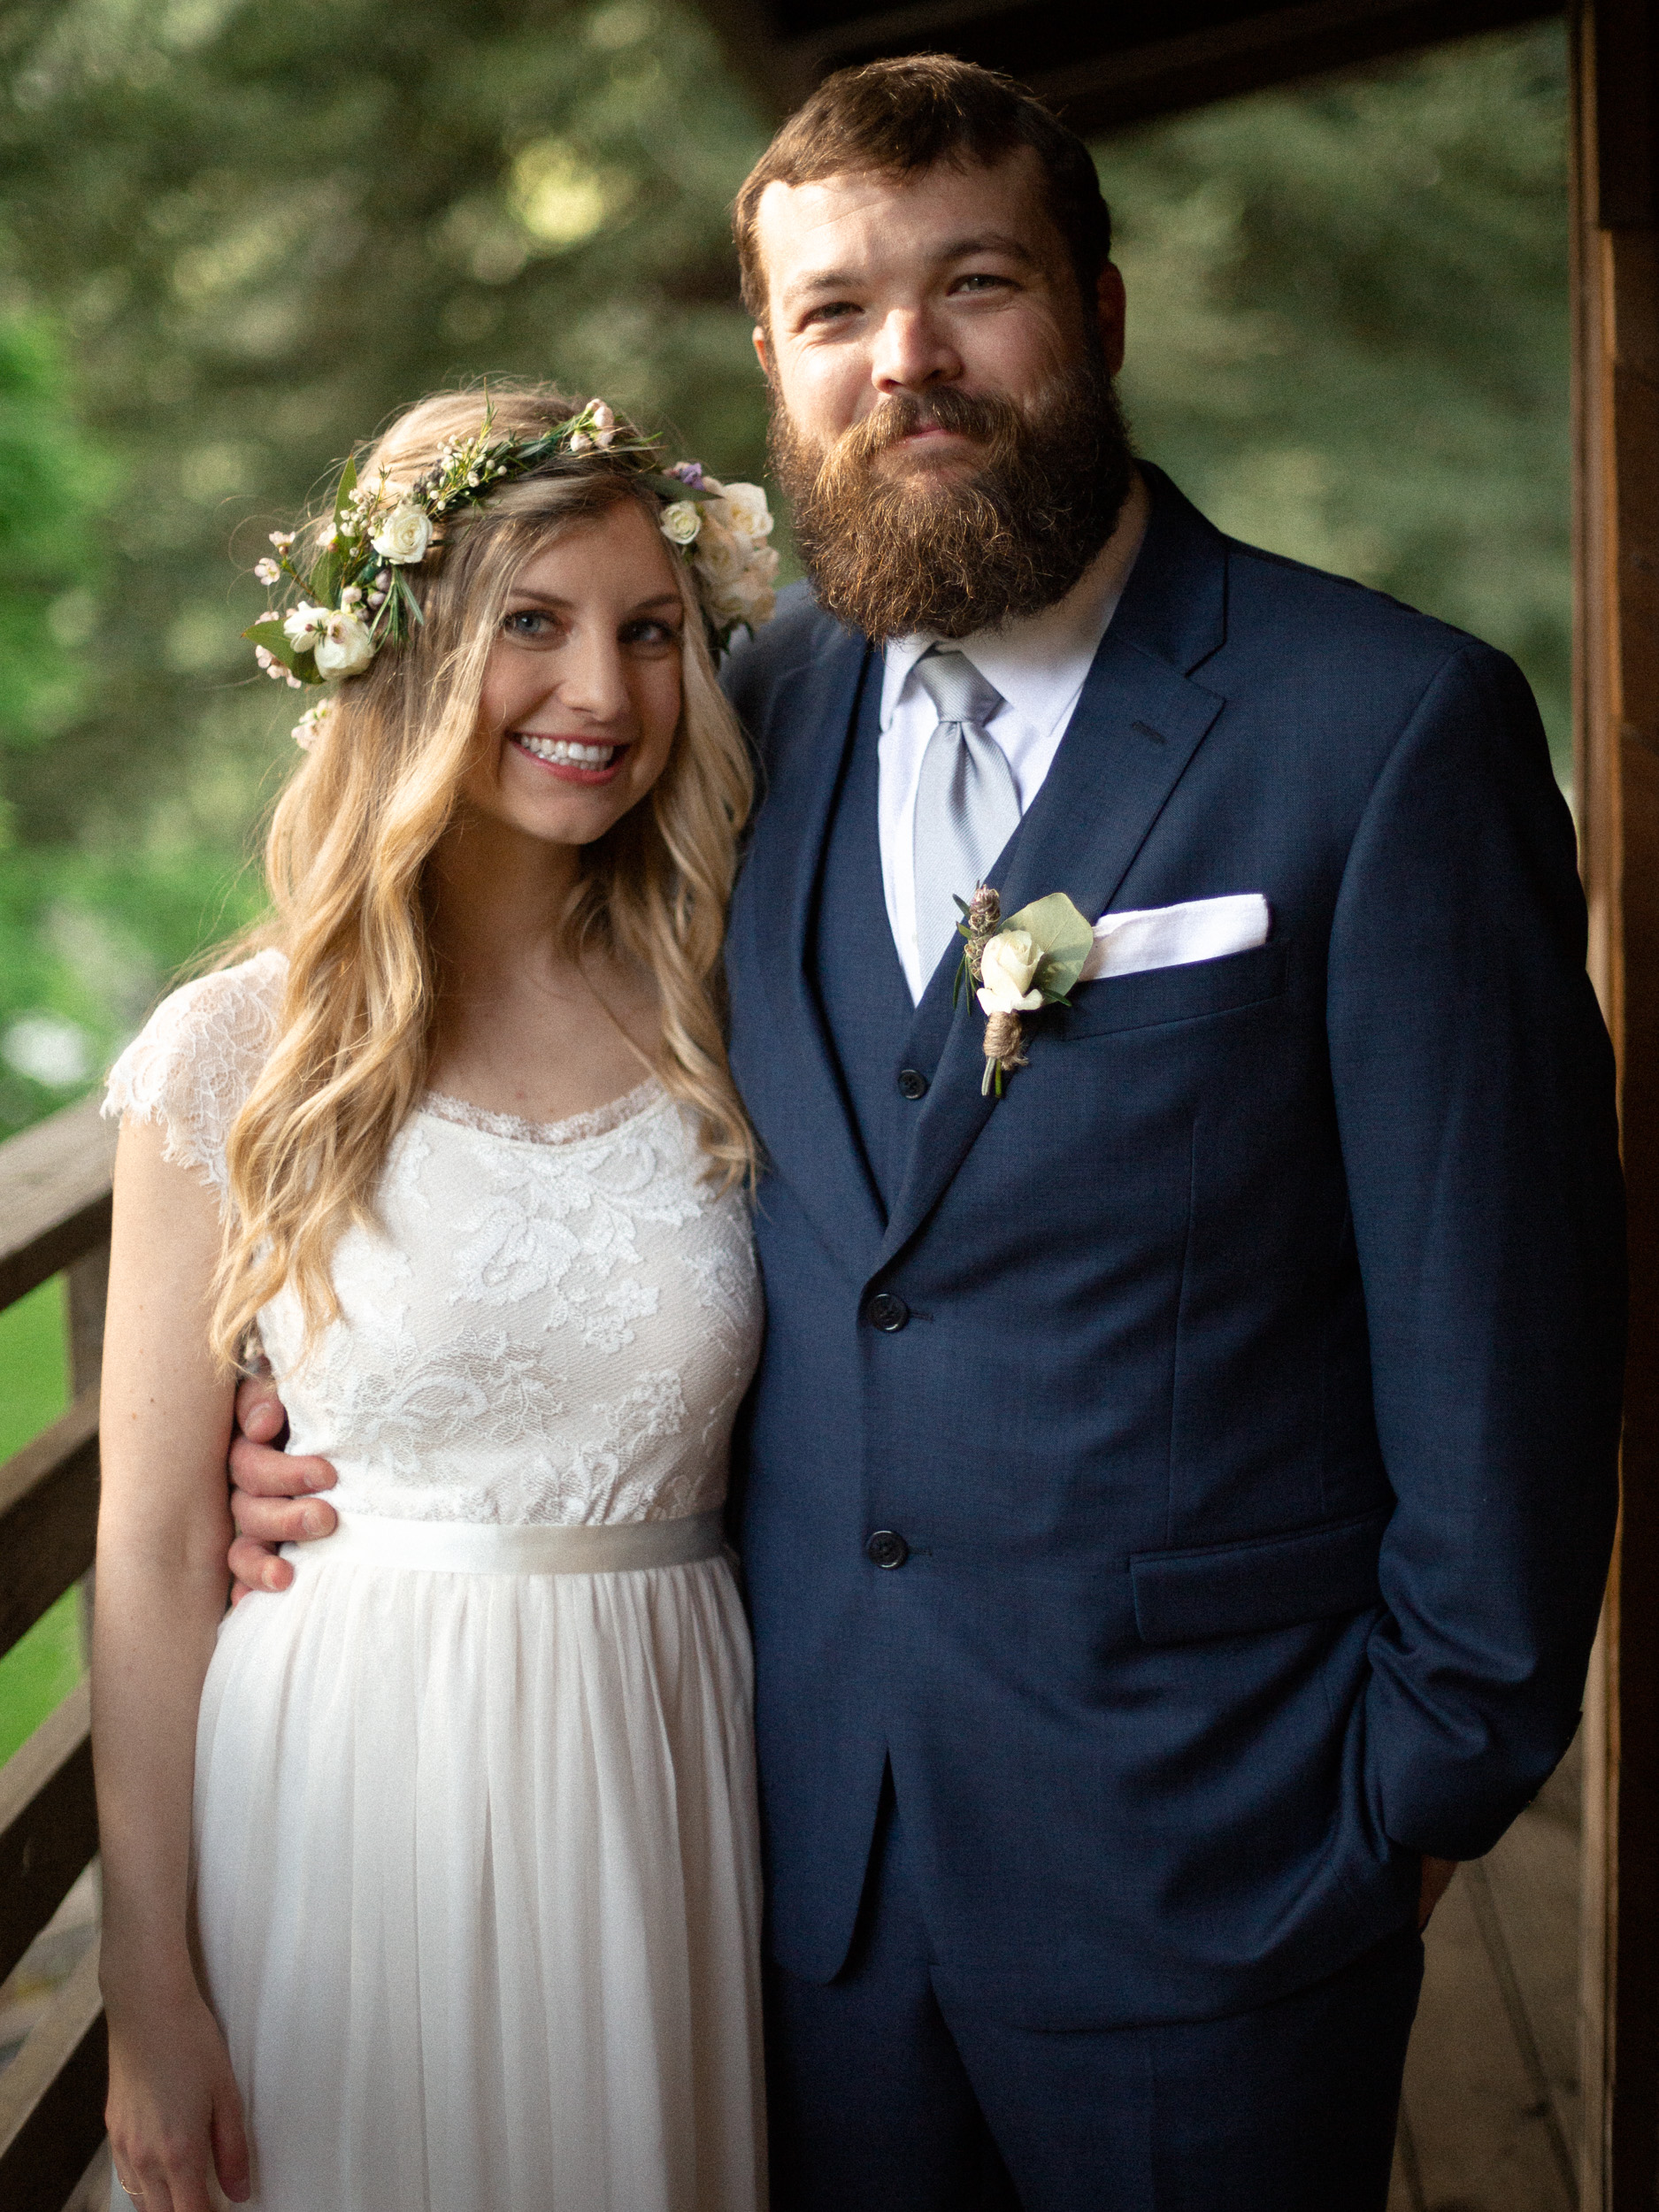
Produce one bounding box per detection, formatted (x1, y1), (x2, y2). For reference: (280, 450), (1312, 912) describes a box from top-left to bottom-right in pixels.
(1328, 640), (1624, 1861)
(225, 1377), (338, 1595)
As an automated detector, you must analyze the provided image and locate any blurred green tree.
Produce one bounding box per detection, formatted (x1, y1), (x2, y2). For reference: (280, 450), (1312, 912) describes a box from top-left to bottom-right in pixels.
(0, 7), (1572, 1141)
(0, 0), (772, 851)
(0, 314), (111, 772)
(1102, 22), (1571, 775)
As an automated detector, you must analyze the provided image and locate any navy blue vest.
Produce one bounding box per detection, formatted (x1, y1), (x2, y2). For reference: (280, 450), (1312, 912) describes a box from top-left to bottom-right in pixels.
(808, 657), (921, 1213)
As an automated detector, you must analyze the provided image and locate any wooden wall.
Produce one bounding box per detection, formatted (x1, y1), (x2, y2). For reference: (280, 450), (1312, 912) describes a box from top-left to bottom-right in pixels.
(1571, 2), (1659, 2202)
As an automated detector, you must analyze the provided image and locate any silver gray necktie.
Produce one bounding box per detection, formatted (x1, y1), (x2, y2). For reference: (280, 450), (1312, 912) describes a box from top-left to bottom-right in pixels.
(910, 646), (1018, 979)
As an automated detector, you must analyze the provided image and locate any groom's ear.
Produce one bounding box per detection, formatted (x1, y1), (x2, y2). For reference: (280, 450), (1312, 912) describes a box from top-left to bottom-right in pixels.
(1096, 262), (1126, 379)
(752, 324), (772, 378)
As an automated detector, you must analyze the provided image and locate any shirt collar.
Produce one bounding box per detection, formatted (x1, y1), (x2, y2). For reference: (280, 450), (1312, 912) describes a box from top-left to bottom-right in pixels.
(883, 468), (1150, 733)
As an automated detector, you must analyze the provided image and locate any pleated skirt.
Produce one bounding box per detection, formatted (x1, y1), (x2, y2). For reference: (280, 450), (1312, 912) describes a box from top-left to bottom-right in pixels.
(117, 1525), (766, 2212)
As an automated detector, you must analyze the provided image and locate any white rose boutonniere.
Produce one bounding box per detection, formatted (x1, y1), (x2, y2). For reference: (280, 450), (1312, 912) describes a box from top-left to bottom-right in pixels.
(371, 501), (433, 565)
(956, 887), (1094, 1095)
(977, 929), (1044, 1014)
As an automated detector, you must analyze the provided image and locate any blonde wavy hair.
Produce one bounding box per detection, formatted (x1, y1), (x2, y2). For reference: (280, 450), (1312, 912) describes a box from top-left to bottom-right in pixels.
(209, 384), (756, 1370)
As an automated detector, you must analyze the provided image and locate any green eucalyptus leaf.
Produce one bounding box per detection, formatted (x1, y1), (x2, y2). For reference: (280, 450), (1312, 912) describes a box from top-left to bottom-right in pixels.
(1004, 891), (1094, 1000)
(333, 456), (357, 525)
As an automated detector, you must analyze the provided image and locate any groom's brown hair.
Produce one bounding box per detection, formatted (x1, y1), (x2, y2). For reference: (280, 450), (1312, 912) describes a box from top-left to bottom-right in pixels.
(733, 53), (1114, 323)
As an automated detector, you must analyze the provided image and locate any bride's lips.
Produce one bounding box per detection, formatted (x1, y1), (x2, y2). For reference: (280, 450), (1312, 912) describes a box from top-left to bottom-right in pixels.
(511, 732), (630, 786)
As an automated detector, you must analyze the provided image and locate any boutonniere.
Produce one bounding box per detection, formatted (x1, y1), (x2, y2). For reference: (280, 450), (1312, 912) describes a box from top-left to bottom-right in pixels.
(953, 885), (1094, 1095)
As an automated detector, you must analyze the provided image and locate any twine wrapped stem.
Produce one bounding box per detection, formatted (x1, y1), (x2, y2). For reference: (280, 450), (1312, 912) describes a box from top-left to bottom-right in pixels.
(980, 1010), (1030, 1095)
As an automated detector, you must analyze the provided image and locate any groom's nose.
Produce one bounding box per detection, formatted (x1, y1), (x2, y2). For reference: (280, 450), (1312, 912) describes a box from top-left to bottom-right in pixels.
(869, 304), (962, 396)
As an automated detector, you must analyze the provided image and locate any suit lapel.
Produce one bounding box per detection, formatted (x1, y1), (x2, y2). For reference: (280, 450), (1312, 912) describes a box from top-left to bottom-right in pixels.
(736, 625), (889, 1266)
(877, 471), (1231, 1273)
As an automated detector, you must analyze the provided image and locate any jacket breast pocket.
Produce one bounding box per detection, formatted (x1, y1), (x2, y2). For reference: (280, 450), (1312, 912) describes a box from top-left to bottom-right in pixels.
(1056, 941), (1289, 1041)
(1130, 1506), (1391, 1645)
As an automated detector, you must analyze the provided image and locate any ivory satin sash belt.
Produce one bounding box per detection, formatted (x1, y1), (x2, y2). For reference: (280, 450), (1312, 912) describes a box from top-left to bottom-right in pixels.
(281, 1506), (727, 1576)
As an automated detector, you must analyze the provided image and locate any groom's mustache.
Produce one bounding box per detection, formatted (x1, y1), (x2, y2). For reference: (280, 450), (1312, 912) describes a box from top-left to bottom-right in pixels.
(826, 386), (1025, 476)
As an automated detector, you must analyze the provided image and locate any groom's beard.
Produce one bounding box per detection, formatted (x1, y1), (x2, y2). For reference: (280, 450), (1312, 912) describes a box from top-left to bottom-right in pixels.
(768, 357), (1135, 641)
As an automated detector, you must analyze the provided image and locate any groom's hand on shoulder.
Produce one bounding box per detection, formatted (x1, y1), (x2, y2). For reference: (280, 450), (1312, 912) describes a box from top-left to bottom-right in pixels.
(227, 1374), (338, 1601)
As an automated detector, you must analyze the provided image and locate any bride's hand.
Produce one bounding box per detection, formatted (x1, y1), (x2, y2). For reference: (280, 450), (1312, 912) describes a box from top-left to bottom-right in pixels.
(106, 1991), (251, 2210)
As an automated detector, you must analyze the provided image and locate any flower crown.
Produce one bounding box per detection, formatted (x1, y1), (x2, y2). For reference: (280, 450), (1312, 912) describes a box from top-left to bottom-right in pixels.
(243, 398), (779, 746)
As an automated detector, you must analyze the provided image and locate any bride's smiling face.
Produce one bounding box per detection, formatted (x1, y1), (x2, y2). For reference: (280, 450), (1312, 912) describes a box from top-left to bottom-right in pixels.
(463, 499), (687, 849)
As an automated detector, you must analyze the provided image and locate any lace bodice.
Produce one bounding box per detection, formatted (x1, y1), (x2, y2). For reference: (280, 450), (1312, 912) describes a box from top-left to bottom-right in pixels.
(105, 953), (761, 1528)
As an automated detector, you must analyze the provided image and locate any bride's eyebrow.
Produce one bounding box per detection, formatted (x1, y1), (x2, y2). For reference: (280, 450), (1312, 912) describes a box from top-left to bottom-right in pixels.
(504, 589), (683, 614)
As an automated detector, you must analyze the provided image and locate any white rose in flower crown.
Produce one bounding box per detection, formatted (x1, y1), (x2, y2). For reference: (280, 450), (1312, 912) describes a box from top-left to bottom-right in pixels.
(692, 518), (748, 588)
(706, 570), (776, 632)
(660, 500), (703, 547)
(371, 501), (432, 565)
(977, 929), (1044, 1015)
(710, 482), (772, 541)
(283, 603), (327, 651)
(314, 609), (376, 679)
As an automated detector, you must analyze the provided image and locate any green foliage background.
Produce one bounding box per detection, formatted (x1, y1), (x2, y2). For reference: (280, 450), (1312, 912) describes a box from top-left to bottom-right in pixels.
(0, 8), (1571, 1149)
(0, 5), (1574, 1760)
(1104, 27), (1571, 771)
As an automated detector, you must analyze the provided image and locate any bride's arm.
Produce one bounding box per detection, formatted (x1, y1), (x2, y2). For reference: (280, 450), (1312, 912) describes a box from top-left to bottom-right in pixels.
(93, 1116), (251, 2212)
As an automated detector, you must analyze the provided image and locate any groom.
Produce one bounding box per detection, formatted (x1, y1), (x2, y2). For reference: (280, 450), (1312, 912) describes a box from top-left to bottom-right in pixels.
(227, 54), (1624, 2210)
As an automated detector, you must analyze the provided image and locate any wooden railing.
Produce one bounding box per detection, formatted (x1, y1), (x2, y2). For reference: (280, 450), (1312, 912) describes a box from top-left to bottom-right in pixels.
(0, 1094), (116, 2209)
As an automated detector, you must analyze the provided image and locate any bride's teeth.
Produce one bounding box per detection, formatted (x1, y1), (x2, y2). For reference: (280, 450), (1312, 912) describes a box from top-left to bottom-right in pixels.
(518, 735), (618, 766)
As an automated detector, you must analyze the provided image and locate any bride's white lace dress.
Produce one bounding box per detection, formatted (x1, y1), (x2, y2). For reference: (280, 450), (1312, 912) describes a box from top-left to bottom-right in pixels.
(104, 949), (766, 2212)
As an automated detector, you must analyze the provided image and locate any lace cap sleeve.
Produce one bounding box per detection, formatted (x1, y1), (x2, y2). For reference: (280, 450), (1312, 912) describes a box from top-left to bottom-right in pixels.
(103, 949), (287, 1201)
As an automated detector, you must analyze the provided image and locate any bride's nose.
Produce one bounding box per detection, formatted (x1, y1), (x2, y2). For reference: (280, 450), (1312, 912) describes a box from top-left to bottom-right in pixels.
(548, 623), (631, 727)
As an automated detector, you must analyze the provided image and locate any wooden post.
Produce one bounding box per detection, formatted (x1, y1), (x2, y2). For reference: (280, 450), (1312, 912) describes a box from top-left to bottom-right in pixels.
(66, 1242), (106, 1673)
(1572, 3), (1659, 2203)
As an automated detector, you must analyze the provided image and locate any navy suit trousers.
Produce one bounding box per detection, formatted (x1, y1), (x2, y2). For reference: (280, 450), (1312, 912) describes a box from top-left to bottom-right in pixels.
(766, 1785), (1424, 2212)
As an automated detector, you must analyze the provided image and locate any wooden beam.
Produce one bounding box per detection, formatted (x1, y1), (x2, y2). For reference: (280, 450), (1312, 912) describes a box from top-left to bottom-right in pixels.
(0, 1682), (96, 1991)
(0, 1389), (99, 1663)
(0, 1943), (106, 2212)
(1571, 3), (1659, 2203)
(0, 1093), (114, 1315)
(1034, 0), (1557, 135)
(725, 0), (1557, 126)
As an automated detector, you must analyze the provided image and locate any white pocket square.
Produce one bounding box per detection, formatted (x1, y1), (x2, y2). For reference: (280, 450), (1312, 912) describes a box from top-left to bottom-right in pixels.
(1078, 894), (1271, 984)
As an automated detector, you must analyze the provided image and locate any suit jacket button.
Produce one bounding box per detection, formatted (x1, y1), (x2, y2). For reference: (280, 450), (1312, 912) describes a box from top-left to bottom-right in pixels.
(866, 1529), (909, 1570)
(865, 1292), (910, 1332)
(897, 1067), (928, 1101)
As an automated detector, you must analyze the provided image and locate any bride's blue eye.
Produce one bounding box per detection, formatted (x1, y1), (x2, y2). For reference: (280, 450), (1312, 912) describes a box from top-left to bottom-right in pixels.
(503, 608), (555, 640)
(624, 618), (680, 647)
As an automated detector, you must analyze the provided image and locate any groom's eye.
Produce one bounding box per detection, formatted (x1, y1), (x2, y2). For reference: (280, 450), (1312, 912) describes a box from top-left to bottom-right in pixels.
(952, 272), (1015, 296)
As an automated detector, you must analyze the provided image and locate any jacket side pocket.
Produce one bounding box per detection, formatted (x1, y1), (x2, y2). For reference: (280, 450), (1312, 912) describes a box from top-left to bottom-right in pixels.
(1131, 1505), (1391, 1646)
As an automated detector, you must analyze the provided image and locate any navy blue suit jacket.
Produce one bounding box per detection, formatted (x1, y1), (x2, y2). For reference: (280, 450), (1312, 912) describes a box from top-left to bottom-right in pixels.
(721, 465), (1624, 2031)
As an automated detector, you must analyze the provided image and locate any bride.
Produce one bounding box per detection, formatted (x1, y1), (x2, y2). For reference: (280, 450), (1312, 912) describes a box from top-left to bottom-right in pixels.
(91, 386), (777, 2212)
